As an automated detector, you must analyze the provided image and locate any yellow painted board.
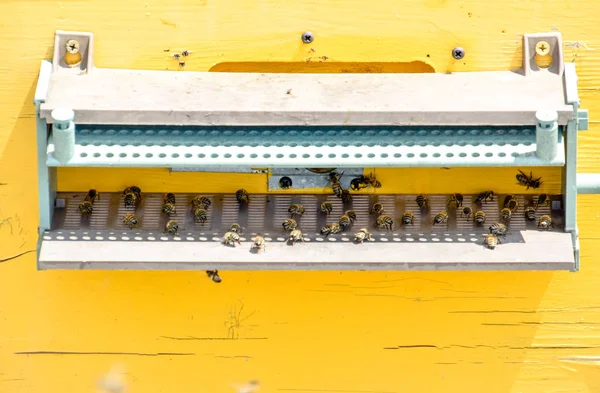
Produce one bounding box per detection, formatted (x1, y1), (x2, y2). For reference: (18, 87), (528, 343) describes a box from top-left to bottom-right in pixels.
(1, 0), (600, 392)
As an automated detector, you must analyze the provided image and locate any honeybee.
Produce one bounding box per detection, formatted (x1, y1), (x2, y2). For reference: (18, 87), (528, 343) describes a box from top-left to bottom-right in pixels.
(474, 210), (486, 225)
(401, 212), (415, 225)
(164, 220), (179, 236)
(370, 203), (385, 216)
(79, 200), (94, 215)
(354, 228), (372, 244)
(535, 194), (550, 208)
(288, 204), (305, 218)
(500, 208), (512, 221)
(447, 193), (464, 208)
(162, 202), (177, 215)
(483, 233), (501, 249)
(222, 231), (242, 246)
(251, 235), (266, 254)
(193, 207), (208, 224)
(235, 189), (250, 204)
(320, 223), (341, 237)
(432, 212), (449, 225)
(376, 215), (393, 231)
(320, 202), (333, 216)
(503, 195), (517, 207)
(288, 229), (305, 246)
(345, 210), (357, 223)
(163, 192), (176, 205)
(489, 222), (507, 238)
(365, 172), (382, 188)
(475, 190), (494, 204)
(339, 215), (351, 230)
(327, 171), (344, 197)
(122, 213), (138, 228)
(123, 186), (142, 203)
(230, 223), (243, 234)
(123, 191), (138, 208)
(537, 214), (554, 229)
(507, 199), (518, 212)
(350, 176), (369, 191)
(414, 194), (428, 208)
(341, 189), (352, 203)
(516, 169), (542, 190)
(282, 219), (297, 232)
(460, 206), (473, 218)
(206, 269), (222, 283)
(191, 196), (211, 209)
(84, 189), (100, 203)
(525, 206), (536, 221)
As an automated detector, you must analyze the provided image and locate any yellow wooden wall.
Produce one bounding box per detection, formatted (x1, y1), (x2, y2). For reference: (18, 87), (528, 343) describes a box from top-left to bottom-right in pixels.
(2, 1), (600, 392)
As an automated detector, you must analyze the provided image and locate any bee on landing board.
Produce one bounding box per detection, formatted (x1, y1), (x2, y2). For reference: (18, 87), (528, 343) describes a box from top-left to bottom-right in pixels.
(350, 176), (369, 191)
(222, 231), (242, 246)
(288, 229), (305, 246)
(164, 220), (179, 236)
(432, 212), (448, 226)
(320, 223), (341, 237)
(474, 210), (486, 225)
(340, 189), (352, 203)
(370, 203), (385, 216)
(365, 172), (382, 188)
(401, 212), (415, 225)
(535, 194), (550, 208)
(282, 219), (297, 232)
(475, 190), (494, 204)
(320, 202), (333, 216)
(251, 235), (266, 254)
(376, 215), (393, 231)
(345, 210), (357, 223)
(162, 202), (177, 215)
(123, 191), (139, 208)
(163, 192), (176, 205)
(84, 189), (100, 204)
(229, 223), (243, 234)
(191, 196), (211, 210)
(235, 189), (250, 204)
(193, 207), (208, 224)
(525, 206), (536, 221)
(122, 213), (138, 229)
(447, 193), (463, 208)
(206, 269), (222, 283)
(500, 208), (512, 221)
(79, 200), (94, 216)
(489, 222), (507, 238)
(460, 206), (473, 218)
(288, 204), (305, 218)
(537, 214), (554, 229)
(416, 194), (429, 210)
(326, 171), (344, 198)
(483, 233), (501, 249)
(354, 228), (372, 244)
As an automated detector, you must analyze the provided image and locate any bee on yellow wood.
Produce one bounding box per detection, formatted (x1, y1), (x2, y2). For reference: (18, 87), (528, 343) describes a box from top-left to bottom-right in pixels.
(339, 214), (351, 231)
(193, 207), (208, 224)
(489, 222), (507, 238)
(84, 189), (100, 204)
(123, 186), (142, 202)
(376, 215), (394, 231)
(78, 200), (94, 216)
(251, 235), (266, 254)
(475, 190), (494, 204)
(162, 202), (177, 215)
(354, 228), (372, 244)
(345, 210), (357, 223)
(223, 231), (242, 246)
(163, 192), (176, 205)
(447, 193), (464, 208)
(320, 202), (333, 216)
(516, 169), (542, 190)
(206, 269), (222, 283)
(501, 207), (512, 221)
(416, 194), (429, 209)
(282, 219), (297, 232)
(341, 189), (352, 203)
(236, 189), (250, 204)
(460, 206), (473, 218)
(432, 212), (448, 225)
(288, 204), (305, 218)
(370, 203), (385, 216)
(320, 223), (341, 237)
(230, 223), (243, 234)
(525, 206), (536, 221)
(288, 229), (305, 246)
(535, 194), (550, 208)
(350, 176), (369, 191)
(365, 172), (382, 188)
(537, 214), (554, 229)
(474, 210), (486, 225)
(483, 234), (501, 250)
(123, 191), (138, 208)
(122, 213), (138, 229)
(401, 212), (415, 225)
(191, 196), (211, 209)
(164, 220), (179, 236)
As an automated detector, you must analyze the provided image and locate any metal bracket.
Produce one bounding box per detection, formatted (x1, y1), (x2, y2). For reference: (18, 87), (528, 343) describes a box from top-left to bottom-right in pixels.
(578, 109), (589, 131)
(523, 32), (564, 76)
(267, 168), (364, 191)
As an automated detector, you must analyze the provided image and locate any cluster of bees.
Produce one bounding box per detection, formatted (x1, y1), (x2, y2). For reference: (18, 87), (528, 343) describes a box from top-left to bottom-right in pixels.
(171, 49), (191, 67)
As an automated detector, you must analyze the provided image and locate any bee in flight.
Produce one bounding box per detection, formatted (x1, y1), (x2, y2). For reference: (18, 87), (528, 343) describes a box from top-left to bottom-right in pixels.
(282, 219), (297, 232)
(432, 212), (448, 226)
(236, 189), (250, 204)
(84, 189), (100, 204)
(79, 200), (94, 216)
(339, 214), (351, 231)
(500, 208), (512, 221)
(345, 210), (357, 223)
(474, 210), (486, 225)
(446, 193), (463, 208)
(164, 220), (179, 236)
(483, 233), (501, 249)
(401, 212), (415, 225)
(288, 229), (305, 246)
(525, 206), (536, 221)
(288, 204), (305, 218)
(475, 190), (494, 204)
(370, 203), (385, 216)
(416, 194), (429, 210)
(251, 235), (266, 254)
(516, 169), (542, 190)
(193, 207), (208, 224)
(163, 192), (176, 205)
(229, 223), (243, 234)
(489, 222), (507, 238)
(319, 202), (333, 216)
(537, 214), (554, 229)
(354, 228), (372, 244)
(191, 196), (211, 210)
(320, 223), (341, 237)
(162, 202), (177, 215)
(535, 194), (550, 208)
(376, 215), (393, 231)
(122, 213), (138, 229)
(222, 231), (242, 246)
(206, 269), (222, 283)
(460, 206), (473, 218)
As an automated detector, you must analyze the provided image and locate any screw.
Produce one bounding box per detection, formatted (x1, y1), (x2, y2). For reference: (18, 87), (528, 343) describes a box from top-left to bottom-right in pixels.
(65, 39), (80, 54)
(279, 176), (293, 189)
(452, 47), (465, 60)
(535, 41), (550, 56)
(302, 32), (314, 44)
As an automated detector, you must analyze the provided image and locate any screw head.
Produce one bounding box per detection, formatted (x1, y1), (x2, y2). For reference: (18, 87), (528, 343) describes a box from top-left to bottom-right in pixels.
(452, 47), (465, 60)
(279, 176), (293, 189)
(302, 32), (314, 44)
